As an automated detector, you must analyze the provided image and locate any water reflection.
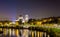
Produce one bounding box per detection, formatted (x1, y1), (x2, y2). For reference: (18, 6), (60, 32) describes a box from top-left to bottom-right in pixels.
(0, 28), (49, 37)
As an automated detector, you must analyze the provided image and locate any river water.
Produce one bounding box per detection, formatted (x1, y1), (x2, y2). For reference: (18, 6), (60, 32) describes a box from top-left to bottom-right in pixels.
(0, 28), (49, 37)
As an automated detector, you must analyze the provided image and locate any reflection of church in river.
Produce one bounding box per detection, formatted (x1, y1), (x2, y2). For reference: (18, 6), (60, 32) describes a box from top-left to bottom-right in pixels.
(3, 29), (50, 37)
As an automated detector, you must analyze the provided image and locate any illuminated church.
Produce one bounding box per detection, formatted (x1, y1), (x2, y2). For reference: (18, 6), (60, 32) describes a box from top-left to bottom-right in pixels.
(15, 14), (29, 24)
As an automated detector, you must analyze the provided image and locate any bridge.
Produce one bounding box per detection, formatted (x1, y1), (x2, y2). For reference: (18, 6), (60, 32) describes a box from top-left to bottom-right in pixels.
(0, 24), (60, 29)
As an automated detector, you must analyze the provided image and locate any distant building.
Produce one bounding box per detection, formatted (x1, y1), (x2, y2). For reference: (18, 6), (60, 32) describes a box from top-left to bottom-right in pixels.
(15, 14), (29, 24)
(25, 14), (29, 22)
(18, 15), (24, 24)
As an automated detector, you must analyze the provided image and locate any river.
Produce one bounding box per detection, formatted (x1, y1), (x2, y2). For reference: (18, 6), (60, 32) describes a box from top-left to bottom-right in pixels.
(0, 28), (50, 37)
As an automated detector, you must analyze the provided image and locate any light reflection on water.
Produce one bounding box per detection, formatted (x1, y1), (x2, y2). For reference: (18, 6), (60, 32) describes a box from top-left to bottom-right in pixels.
(0, 28), (47, 37)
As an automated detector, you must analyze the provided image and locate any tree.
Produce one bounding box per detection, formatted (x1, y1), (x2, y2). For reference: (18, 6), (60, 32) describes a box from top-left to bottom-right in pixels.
(28, 19), (36, 25)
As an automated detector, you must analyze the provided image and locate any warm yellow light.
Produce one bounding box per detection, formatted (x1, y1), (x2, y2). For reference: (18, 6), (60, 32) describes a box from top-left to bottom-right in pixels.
(43, 20), (47, 22)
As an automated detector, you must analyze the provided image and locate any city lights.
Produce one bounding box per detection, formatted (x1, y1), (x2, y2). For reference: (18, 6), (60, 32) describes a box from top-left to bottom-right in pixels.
(0, 0), (60, 37)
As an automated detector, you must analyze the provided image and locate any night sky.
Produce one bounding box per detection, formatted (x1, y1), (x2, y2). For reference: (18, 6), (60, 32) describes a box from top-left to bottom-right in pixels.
(0, 0), (16, 21)
(0, 0), (60, 21)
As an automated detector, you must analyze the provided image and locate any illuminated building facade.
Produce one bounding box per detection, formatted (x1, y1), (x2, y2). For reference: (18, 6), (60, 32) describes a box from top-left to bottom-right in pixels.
(17, 15), (24, 24)
(16, 15), (29, 24)
(25, 14), (29, 22)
